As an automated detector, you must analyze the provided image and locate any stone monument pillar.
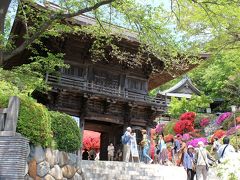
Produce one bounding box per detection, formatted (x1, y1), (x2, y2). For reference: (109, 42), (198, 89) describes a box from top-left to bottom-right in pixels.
(0, 96), (29, 179)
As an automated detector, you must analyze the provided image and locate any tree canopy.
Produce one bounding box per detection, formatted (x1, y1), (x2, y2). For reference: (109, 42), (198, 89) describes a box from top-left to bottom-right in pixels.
(154, 50), (240, 110)
(1, 0), (239, 68)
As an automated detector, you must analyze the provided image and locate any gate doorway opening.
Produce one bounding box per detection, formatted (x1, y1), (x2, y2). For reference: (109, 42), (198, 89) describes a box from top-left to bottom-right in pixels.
(84, 120), (123, 161)
(82, 130), (101, 160)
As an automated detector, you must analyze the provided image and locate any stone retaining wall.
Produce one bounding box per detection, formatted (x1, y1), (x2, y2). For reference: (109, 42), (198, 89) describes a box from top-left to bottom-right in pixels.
(25, 146), (84, 180)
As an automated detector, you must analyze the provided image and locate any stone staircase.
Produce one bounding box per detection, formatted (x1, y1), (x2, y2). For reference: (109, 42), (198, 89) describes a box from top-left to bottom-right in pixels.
(81, 160), (188, 180)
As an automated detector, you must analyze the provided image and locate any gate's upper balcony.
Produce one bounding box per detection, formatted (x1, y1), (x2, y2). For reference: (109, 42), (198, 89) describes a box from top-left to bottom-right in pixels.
(47, 74), (166, 107)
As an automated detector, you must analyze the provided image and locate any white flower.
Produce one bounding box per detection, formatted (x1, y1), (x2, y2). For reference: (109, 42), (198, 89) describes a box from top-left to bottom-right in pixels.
(216, 152), (240, 180)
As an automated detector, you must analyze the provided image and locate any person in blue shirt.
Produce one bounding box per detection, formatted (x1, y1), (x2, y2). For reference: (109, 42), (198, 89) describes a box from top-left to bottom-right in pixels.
(158, 134), (168, 165)
(183, 145), (196, 180)
(172, 136), (181, 165)
(141, 129), (153, 164)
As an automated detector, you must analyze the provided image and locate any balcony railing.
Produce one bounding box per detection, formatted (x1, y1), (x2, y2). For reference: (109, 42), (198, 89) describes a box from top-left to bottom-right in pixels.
(47, 75), (166, 106)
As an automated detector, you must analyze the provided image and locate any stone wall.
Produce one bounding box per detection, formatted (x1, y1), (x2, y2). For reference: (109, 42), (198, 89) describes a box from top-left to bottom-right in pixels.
(0, 135), (29, 180)
(25, 146), (84, 180)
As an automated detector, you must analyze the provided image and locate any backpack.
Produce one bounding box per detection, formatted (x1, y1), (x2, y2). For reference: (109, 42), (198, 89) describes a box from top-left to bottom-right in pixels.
(121, 133), (130, 144)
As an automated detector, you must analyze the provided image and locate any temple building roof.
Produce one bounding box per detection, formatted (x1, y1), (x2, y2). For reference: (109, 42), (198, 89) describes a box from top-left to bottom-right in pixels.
(158, 75), (201, 98)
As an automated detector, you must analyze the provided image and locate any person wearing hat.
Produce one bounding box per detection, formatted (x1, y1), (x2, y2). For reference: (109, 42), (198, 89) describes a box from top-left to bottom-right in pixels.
(183, 145), (196, 180)
(194, 141), (214, 180)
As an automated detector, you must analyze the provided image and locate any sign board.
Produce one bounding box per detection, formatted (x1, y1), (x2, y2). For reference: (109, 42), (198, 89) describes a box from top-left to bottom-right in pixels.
(130, 133), (140, 161)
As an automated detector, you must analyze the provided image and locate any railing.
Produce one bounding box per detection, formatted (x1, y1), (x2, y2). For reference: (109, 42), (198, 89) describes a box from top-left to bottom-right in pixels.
(47, 75), (166, 106)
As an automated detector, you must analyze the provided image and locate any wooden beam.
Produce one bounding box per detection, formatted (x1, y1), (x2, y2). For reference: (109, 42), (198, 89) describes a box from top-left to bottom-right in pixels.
(84, 122), (112, 133)
(85, 113), (123, 124)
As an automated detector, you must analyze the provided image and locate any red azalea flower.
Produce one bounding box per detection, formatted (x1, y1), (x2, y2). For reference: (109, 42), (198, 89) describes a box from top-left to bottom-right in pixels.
(174, 119), (195, 134)
(180, 112), (196, 123)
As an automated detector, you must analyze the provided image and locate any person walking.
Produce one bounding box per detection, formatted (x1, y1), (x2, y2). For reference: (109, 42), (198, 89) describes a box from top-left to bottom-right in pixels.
(82, 149), (89, 160)
(183, 145), (196, 180)
(178, 140), (187, 166)
(194, 141), (214, 180)
(141, 130), (153, 164)
(116, 148), (123, 161)
(217, 136), (235, 163)
(154, 144), (160, 164)
(88, 148), (96, 160)
(158, 134), (168, 165)
(122, 127), (133, 162)
(172, 136), (181, 165)
(211, 137), (221, 160)
(212, 137), (221, 152)
(107, 142), (115, 161)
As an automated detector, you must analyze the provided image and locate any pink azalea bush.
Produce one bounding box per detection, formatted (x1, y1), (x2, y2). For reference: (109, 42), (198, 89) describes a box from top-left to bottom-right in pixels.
(216, 112), (232, 125)
(155, 123), (165, 134)
(187, 137), (208, 148)
(200, 118), (210, 127)
(182, 133), (191, 141)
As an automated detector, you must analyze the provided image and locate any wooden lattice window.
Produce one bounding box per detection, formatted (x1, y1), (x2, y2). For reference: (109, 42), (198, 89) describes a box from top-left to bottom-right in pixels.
(127, 78), (146, 92)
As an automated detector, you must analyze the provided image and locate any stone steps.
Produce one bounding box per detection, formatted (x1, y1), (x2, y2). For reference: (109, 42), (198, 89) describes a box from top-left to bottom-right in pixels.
(81, 160), (221, 180)
(81, 160), (182, 180)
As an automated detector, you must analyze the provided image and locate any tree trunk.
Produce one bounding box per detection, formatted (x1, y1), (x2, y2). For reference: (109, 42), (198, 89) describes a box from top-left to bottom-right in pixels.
(0, 0), (11, 66)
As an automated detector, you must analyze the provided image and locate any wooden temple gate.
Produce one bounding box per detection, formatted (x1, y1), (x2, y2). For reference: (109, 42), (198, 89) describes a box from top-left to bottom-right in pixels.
(45, 74), (166, 160)
(7, 13), (168, 160)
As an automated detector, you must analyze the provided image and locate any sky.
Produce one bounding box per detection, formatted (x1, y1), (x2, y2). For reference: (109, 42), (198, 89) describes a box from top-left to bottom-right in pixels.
(4, 0), (18, 40)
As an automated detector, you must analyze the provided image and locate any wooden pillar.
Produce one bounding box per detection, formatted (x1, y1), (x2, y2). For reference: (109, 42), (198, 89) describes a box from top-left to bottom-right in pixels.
(123, 103), (132, 132)
(100, 132), (109, 160)
(146, 108), (156, 136)
(79, 117), (85, 159)
(79, 95), (88, 159)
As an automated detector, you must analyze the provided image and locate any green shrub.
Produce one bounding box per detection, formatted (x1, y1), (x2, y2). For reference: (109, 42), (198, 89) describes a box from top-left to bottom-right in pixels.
(50, 111), (81, 152)
(229, 133), (240, 150)
(17, 96), (53, 147)
(0, 80), (19, 107)
(168, 95), (212, 118)
(0, 73), (81, 152)
(0, 80), (53, 147)
(163, 120), (177, 135)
